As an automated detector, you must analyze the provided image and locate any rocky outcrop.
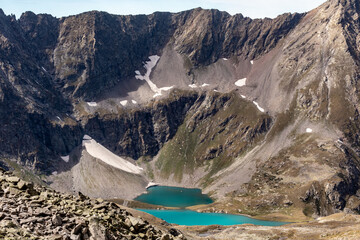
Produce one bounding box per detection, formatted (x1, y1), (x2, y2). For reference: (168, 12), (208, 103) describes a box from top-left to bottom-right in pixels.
(0, 109), (83, 172)
(0, 168), (185, 239)
(301, 146), (360, 216)
(154, 91), (272, 183)
(173, 9), (303, 66)
(84, 90), (199, 159)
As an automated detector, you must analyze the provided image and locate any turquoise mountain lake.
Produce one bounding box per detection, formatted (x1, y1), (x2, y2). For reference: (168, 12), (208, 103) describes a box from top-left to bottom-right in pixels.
(134, 186), (289, 226)
(134, 186), (213, 207)
(137, 209), (289, 226)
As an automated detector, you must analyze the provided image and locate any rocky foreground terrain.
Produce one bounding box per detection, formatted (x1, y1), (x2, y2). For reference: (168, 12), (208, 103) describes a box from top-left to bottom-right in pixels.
(0, 167), (185, 239)
(3, 165), (360, 240)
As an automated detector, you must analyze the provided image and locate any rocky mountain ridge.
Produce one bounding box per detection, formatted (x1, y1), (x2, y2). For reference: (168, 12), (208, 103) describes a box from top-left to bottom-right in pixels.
(15, 9), (302, 100)
(1, 0), (360, 221)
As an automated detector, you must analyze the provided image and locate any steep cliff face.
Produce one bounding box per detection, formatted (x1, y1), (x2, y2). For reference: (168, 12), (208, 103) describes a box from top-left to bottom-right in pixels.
(84, 90), (199, 159)
(12, 8), (303, 101)
(173, 9), (302, 66)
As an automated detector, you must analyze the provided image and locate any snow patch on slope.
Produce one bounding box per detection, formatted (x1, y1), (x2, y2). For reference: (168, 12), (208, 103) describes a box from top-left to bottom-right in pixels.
(135, 55), (173, 98)
(61, 155), (70, 162)
(189, 84), (198, 88)
(87, 102), (97, 107)
(202, 83), (210, 87)
(253, 101), (265, 112)
(82, 135), (143, 174)
(235, 78), (246, 87)
(306, 128), (313, 133)
(83, 135), (92, 140)
(120, 100), (128, 106)
(159, 86), (173, 91)
(132, 100), (138, 104)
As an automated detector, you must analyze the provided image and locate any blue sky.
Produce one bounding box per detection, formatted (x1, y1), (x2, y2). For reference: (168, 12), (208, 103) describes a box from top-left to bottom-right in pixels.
(1, 0), (326, 19)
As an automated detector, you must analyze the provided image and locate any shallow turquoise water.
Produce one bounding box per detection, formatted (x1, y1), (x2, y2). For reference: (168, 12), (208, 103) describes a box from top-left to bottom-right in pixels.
(134, 186), (289, 226)
(134, 186), (213, 207)
(137, 209), (289, 226)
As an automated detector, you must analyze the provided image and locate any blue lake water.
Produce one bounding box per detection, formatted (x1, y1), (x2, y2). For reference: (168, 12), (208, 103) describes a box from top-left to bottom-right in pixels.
(137, 209), (289, 226)
(134, 186), (213, 207)
(134, 186), (289, 226)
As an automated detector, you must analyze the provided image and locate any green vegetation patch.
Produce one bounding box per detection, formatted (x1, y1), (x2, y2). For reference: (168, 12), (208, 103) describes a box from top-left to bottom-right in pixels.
(156, 92), (272, 184)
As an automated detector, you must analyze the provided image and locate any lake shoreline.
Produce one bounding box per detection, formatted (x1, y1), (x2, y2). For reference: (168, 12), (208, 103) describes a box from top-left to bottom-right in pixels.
(136, 208), (291, 226)
(129, 185), (294, 226)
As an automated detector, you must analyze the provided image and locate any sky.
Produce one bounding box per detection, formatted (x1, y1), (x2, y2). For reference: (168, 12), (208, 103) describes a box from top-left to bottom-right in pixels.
(0, 0), (326, 19)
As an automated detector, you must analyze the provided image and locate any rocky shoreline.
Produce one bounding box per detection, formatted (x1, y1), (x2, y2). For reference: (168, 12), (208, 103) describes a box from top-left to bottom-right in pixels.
(0, 168), (185, 239)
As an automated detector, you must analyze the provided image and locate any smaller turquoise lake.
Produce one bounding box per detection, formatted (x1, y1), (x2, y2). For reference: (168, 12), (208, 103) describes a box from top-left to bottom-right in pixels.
(137, 209), (289, 226)
(134, 186), (213, 207)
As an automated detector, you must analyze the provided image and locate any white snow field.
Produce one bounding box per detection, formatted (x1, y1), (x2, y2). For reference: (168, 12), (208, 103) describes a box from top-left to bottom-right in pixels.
(82, 135), (143, 174)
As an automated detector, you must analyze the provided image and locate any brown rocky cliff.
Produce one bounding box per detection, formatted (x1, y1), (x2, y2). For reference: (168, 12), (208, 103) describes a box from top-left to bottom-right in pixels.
(15, 8), (302, 100)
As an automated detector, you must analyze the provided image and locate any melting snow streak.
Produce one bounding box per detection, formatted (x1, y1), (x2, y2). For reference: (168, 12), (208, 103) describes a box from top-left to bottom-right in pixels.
(135, 55), (173, 98)
(253, 101), (265, 112)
